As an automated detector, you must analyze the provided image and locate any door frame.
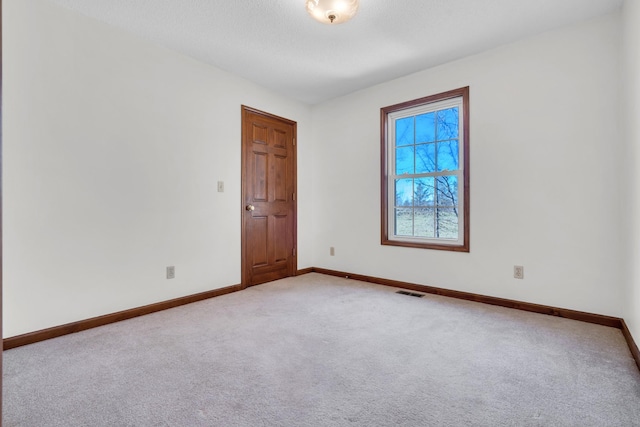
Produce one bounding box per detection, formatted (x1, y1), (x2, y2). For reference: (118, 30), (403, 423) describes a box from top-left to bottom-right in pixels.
(240, 105), (297, 289)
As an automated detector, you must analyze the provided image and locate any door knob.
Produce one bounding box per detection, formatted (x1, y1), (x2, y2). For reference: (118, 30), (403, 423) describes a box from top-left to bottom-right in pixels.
(246, 204), (255, 211)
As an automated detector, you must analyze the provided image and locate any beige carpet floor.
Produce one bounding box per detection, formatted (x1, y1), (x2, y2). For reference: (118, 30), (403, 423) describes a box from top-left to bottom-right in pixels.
(4, 273), (640, 426)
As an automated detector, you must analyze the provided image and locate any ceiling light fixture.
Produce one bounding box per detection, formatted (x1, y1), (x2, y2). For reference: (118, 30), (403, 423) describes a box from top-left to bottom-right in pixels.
(306, 0), (360, 25)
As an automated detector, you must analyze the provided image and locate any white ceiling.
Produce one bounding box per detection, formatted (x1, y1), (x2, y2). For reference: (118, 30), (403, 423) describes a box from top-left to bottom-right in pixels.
(45, 0), (622, 105)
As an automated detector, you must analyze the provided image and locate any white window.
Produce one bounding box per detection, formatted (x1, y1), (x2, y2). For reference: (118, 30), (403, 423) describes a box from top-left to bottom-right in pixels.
(381, 87), (469, 251)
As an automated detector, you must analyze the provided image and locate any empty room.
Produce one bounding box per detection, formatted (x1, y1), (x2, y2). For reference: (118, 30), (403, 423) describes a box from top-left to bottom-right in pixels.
(2, 0), (640, 426)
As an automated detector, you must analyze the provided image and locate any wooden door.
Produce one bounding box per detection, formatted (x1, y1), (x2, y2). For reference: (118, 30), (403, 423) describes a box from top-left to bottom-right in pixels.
(241, 106), (297, 287)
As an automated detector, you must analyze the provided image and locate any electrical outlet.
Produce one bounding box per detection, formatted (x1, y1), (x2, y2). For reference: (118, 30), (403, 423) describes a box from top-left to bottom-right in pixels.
(514, 265), (524, 279)
(217, 181), (224, 192)
(330, 247), (335, 256)
(167, 266), (175, 279)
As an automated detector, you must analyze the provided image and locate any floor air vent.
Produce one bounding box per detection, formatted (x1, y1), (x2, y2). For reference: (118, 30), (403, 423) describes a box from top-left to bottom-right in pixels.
(396, 290), (425, 298)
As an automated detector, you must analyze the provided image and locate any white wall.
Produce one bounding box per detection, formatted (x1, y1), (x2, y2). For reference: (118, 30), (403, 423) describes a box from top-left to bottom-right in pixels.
(623, 0), (640, 342)
(311, 14), (624, 317)
(3, 0), (313, 337)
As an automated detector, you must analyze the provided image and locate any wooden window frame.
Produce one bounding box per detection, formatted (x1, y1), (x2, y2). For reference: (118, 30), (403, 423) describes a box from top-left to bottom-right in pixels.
(380, 87), (470, 252)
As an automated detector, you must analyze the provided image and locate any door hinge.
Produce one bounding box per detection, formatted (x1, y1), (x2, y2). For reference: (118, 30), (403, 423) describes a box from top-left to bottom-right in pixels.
(292, 193), (296, 201)
(293, 247), (297, 257)
(293, 138), (296, 146)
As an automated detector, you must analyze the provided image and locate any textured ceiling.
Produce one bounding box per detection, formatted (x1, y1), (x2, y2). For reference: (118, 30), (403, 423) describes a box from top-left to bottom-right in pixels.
(45, 0), (622, 104)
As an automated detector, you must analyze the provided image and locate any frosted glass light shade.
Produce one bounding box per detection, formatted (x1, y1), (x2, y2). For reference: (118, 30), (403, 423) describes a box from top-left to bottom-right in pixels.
(306, 0), (360, 24)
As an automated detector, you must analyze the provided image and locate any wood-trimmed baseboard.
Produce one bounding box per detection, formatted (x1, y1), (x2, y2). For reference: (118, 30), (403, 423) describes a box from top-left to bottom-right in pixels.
(4, 284), (241, 350)
(621, 319), (640, 371)
(296, 267), (314, 276)
(5, 268), (640, 374)
(311, 267), (623, 328)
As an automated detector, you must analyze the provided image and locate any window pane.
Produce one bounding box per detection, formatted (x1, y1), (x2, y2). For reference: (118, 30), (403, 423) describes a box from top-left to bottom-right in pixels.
(395, 179), (413, 207)
(395, 208), (413, 236)
(415, 143), (435, 173)
(414, 208), (435, 238)
(436, 176), (458, 206)
(416, 112), (435, 143)
(437, 107), (458, 140)
(396, 117), (414, 146)
(396, 146), (414, 175)
(435, 208), (458, 239)
(414, 177), (435, 207)
(437, 140), (458, 171)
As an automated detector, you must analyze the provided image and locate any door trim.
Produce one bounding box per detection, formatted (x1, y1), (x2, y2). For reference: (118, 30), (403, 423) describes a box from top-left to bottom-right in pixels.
(240, 105), (297, 289)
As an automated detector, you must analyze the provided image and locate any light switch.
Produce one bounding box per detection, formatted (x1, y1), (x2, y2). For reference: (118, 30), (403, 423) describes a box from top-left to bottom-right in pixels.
(217, 181), (224, 192)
